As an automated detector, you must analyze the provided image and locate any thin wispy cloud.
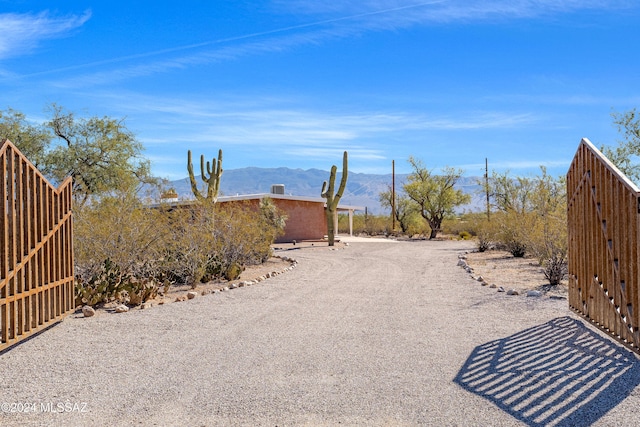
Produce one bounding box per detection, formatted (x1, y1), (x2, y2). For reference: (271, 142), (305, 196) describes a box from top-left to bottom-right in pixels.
(278, 0), (632, 24)
(122, 95), (539, 149)
(0, 11), (91, 60)
(29, 0), (632, 88)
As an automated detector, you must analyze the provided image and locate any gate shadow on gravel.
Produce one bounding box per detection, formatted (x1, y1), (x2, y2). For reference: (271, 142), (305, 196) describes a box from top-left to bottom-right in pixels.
(454, 316), (640, 426)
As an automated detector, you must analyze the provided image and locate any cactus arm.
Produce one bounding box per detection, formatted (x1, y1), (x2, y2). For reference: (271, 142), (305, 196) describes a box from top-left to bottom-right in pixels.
(335, 151), (348, 201)
(321, 180), (329, 198)
(187, 148), (223, 203)
(187, 150), (205, 201)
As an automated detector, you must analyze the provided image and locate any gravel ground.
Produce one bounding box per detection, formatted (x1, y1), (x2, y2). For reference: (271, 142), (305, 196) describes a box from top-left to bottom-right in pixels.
(1, 239), (639, 426)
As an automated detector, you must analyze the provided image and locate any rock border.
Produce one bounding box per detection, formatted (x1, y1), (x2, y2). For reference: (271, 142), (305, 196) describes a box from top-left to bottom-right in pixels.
(457, 252), (537, 298)
(81, 255), (299, 317)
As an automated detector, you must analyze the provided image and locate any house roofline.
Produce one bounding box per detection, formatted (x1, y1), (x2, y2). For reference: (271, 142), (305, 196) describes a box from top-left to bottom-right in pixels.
(150, 193), (365, 211)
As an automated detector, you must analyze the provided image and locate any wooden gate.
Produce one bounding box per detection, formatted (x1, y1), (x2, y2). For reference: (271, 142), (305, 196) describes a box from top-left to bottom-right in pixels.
(567, 138), (640, 350)
(1, 139), (74, 351)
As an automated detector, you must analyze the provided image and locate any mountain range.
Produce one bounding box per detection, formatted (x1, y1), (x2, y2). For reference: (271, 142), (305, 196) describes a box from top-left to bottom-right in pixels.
(166, 167), (485, 215)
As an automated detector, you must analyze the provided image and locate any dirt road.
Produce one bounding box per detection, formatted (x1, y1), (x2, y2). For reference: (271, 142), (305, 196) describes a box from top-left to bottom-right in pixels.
(1, 239), (639, 426)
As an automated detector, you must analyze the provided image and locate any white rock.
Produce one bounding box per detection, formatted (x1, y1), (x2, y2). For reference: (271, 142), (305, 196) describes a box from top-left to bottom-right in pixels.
(82, 305), (95, 317)
(187, 291), (198, 299)
(507, 289), (519, 296)
(457, 259), (467, 267)
(497, 287), (505, 292)
(527, 290), (543, 297)
(115, 304), (129, 313)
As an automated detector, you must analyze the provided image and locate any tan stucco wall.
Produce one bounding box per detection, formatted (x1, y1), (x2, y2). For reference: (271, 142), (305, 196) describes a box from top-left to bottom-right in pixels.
(271, 198), (327, 243)
(217, 198), (327, 243)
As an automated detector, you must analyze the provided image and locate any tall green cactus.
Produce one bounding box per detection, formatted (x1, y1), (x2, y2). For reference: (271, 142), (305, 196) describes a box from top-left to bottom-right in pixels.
(187, 149), (223, 203)
(321, 151), (348, 246)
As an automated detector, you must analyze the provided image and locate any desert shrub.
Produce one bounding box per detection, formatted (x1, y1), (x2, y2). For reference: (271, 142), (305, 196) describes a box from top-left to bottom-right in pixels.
(458, 231), (472, 240)
(160, 203), (218, 286)
(495, 211), (532, 257)
(74, 190), (168, 305)
(479, 167), (567, 283)
(163, 200), (284, 286)
(74, 193), (286, 305)
(540, 252), (568, 286)
(74, 190), (170, 282)
(468, 216), (496, 252)
(525, 194), (568, 285)
(441, 217), (470, 237)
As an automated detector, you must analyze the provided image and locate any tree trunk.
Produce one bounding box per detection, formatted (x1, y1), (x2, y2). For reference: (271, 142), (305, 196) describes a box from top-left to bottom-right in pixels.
(428, 218), (441, 240)
(326, 207), (336, 246)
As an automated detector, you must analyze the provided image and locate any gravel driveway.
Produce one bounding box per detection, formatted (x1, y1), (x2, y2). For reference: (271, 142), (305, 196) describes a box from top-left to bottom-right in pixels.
(1, 239), (639, 426)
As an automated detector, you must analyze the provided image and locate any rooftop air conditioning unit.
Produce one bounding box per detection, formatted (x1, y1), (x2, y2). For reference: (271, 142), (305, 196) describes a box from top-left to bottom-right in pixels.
(271, 184), (285, 195)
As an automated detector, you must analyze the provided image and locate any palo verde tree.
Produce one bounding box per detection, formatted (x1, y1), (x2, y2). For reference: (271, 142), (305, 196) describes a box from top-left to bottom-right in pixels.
(403, 157), (470, 239)
(321, 151), (348, 246)
(187, 148), (223, 203)
(379, 185), (418, 234)
(602, 108), (640, 183)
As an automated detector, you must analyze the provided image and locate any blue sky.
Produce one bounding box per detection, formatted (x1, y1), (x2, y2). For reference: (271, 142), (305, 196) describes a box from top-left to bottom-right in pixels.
(1, 1), (639, 180)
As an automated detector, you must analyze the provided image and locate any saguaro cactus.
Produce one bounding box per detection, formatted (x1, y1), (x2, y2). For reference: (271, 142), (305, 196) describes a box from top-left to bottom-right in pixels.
(187, 149), (223, 203)
(321, 151), (348, 246)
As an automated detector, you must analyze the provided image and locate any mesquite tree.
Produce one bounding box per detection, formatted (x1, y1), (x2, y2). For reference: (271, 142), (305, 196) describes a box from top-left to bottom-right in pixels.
(403, 157), (469, 239)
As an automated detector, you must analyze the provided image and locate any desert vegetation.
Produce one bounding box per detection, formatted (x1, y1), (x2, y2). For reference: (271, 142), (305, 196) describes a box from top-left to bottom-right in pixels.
(0, 105), (286, 308)
(74, 194), (286, 306)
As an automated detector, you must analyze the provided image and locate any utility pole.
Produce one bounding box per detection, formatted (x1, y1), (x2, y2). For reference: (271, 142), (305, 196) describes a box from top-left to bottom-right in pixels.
(485, 158), (491, 221)
(392, 160), (396, 232)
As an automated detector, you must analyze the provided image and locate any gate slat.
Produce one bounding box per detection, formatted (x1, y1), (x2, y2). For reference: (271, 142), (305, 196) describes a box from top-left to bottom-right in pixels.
(0, 140), (74, 351)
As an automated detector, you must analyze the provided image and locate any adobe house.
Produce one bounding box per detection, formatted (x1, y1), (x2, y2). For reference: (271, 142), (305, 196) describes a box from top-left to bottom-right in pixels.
(217, 185), (363, 243)
(158, 184), (363, 243)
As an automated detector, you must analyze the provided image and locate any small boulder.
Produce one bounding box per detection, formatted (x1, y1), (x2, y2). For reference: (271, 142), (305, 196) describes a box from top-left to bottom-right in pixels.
(187, 291), (198, 299)
(82, 305), (95, 318)
(476, 276), (484, 282)
(527, 290), (543, 297)
(115, 304), (129, 313)
(489, 284), (497, 289)
(507, 289), (519, 296)
(457, 259), (467, 267)
(497, 287), (505, 292)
